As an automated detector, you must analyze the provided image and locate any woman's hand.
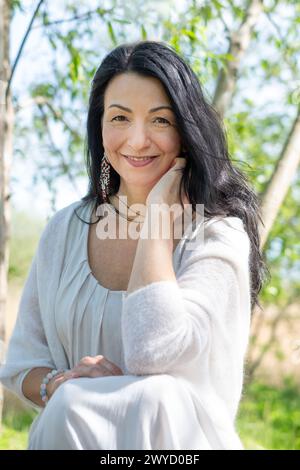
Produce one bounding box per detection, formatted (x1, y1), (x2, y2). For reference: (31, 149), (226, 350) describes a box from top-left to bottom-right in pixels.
(46, 356), (123, 401)
(145, 157), (188, 209)
(62, 355), (124, 381)
(46, 372), (69, 400)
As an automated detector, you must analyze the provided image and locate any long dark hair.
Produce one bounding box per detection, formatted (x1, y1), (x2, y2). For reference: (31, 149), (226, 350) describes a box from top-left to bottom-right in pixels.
(75, 39), (270, 311)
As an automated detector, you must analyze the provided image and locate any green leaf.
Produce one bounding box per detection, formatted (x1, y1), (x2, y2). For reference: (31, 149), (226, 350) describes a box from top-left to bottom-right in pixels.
(141, 24), (147, 40)
(113, 18), (132, 25)
(181, 29), (197, 40)
(211, 0), (225, 11)
(69, 50), (80, 84)
(107, 22), (117, 45)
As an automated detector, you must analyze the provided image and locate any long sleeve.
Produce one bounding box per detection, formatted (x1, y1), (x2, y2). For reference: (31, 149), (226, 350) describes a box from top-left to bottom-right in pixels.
(121, 217), (251, 377)
(0, 218), (60, 409)
(0, 249), (56, 409)
(0, 200), (102, 410)
(0, 201), (83, 409)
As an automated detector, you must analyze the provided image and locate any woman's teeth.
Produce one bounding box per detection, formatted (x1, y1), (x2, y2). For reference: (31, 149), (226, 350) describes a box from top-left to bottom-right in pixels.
(123, 155), (157, 161)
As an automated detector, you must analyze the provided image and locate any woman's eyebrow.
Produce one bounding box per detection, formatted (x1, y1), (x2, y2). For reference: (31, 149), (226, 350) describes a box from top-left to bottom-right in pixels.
(108, 104), (174, 113)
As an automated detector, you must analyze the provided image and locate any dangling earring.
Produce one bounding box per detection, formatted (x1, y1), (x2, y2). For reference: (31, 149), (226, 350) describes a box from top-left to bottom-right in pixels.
(100, 151), (110, 203)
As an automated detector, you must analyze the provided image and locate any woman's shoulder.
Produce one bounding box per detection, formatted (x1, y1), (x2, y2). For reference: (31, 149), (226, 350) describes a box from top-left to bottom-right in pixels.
(48, 199), (87, 224)
(188, 213), (248, 243)
(181, 214), (250, 267)
(37, 199), (89, 250)
(203, 215), (248, 240)
(204, 215), (249, 247)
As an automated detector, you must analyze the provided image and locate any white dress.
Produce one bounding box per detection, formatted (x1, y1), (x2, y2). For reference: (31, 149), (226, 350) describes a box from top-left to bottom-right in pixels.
(27, 200), (212, 450)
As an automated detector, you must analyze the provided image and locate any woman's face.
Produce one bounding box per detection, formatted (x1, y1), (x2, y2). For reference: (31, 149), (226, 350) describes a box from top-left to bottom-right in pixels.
(101, 72), (182, 190)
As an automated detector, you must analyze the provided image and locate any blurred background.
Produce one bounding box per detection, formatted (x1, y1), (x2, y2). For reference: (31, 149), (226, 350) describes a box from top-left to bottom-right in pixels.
(0, 0), (299, 450)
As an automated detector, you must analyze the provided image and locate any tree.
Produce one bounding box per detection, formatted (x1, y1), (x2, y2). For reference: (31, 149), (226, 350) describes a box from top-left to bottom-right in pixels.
(0, 0), (14, 432)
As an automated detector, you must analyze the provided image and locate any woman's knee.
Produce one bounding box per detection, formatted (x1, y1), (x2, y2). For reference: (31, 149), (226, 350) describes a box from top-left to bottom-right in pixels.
(137, 374), (178, 411)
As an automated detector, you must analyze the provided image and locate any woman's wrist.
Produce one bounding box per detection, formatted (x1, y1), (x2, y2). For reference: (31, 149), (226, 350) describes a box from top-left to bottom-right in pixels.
(40, 369), (67, 405)
(46, 372), (65, 398)
(139, 208), (174, 260)
(141, 203), (173, 243)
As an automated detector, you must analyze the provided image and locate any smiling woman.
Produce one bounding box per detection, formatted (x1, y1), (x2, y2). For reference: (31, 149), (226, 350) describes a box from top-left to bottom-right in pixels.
(79, 40), (268, 310)
(100, 72), (183, 204)
(0, 40), (269, 451)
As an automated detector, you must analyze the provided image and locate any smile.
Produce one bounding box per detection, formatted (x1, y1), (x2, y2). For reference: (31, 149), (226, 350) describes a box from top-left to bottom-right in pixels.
(121, 154), (159, 167)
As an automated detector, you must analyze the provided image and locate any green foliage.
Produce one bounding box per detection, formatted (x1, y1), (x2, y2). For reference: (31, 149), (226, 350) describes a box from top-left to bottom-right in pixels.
(30, 83), (56, 100)
(0, 427), (28, 450)
(0, 409), (36, 450)
(107, 21), (117, 46)
(9, 0), (24, 15)
(237, 377), (300, 450)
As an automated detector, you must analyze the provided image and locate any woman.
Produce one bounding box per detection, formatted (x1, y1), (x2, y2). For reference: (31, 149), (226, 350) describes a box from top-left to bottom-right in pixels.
(0, 40), (268, 450)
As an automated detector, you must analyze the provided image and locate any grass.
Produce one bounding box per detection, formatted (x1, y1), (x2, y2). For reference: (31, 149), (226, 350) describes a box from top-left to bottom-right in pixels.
(0, 377), (299, 450)
(0, 409), (36, 450)
(236, 375), (300, 450)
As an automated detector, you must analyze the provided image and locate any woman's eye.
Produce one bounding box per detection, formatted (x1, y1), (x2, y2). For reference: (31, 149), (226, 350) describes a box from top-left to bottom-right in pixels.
(154, 117), (170, 124)
(110, 116), (170, 124)
(111, 115), (127, 122)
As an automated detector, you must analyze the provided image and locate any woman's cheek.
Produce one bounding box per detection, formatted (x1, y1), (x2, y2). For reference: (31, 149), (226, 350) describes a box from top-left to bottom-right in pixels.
(102, 128), (123, 152)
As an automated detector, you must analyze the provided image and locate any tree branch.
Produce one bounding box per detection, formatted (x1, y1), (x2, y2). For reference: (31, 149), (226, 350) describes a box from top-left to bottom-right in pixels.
(16, 96), (80, 138)
(5, 0), (45, 102)
(31, 7), (113, 29)
(264, 10), (297, 74)
(37, 104), (81, 196)
(212, 0), (264, 119)
(258, 106), (300, 249)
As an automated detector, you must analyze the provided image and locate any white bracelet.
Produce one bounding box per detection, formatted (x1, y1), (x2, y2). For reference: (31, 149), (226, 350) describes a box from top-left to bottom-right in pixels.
(40, 368), (67, 405)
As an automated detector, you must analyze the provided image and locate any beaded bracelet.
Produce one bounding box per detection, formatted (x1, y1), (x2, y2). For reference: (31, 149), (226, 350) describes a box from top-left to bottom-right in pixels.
(40, 369), (67, 405)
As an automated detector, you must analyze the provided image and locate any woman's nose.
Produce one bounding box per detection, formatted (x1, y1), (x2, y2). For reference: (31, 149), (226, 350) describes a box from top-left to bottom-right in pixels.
(126, 123), (152, 151)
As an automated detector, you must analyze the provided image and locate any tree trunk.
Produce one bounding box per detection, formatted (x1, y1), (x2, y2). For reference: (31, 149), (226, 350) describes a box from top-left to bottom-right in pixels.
(258, 107), (300, 249)
(213, 0), (264, 119)
(0, 0), (13, 430)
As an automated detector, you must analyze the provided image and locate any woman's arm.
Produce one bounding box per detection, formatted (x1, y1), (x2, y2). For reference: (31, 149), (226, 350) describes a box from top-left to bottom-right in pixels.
(126, 157), (187, 294)
(122, 217), (251, 375)
(126, 205), (176, 295)
(0, 207), (71, 407)
(22, 367), (67, 407)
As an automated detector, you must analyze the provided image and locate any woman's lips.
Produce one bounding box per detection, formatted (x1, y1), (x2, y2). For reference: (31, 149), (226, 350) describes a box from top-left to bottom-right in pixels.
(122, 154), (159, 167)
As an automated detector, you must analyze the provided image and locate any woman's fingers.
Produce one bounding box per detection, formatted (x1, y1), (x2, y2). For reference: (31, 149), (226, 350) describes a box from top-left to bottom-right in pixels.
(94, 355), (124, 375)
(68, 364), (116, 378)
(63, 355), (124, 380)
